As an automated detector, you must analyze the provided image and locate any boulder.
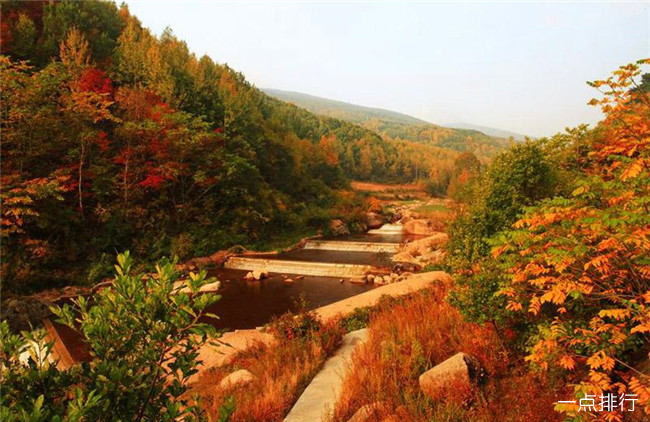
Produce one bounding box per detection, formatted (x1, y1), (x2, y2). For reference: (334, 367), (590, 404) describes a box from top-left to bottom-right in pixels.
(347, 402), (385, 422)
(1, 297), (52, 332)
(329, 219), (350, 237)
(177, 280), (221, 294)
(392, 251), (418, 265)
(403, 219), (435, 236)
(219, 369), (256, 390)
(403, 233), (448, 256)
(199, 281), (221, 293)
(364, 212), (385, 230)
(419, 352), (484, 399)
(244, 272), (255, 280)
(209, 250), (231, 266)
(252, 270), (268, 280)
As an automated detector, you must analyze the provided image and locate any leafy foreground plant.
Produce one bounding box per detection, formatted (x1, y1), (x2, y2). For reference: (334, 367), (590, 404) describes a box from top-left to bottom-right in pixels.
(0, 252), (220, 421)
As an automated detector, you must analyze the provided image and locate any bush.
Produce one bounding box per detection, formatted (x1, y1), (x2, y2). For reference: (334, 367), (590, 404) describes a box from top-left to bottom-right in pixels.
(340, 307), (372, 332)
(269, 309), (322, 342)
(0, 252), (220, 421)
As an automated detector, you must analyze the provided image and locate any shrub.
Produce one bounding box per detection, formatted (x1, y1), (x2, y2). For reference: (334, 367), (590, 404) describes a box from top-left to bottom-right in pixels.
(269, 305), (323, 342)
(340, 307), (372, 332)
(490, 61), (650, 419)
(0, 252), (220, 421)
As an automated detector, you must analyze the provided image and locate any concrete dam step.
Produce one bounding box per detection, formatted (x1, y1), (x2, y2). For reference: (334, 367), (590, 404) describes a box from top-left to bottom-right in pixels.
(224, 257), (373, 277)
(303, 239), (400, 253)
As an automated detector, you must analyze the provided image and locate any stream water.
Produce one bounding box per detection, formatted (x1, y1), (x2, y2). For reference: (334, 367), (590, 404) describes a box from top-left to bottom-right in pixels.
(204, 269), (374, 330)
(50, 229), (420, 362)
(205, 232), (421, 330)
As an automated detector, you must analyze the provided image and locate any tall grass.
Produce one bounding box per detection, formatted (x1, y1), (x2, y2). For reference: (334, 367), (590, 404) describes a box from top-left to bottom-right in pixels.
(193, 317), (344, 421)
(332, 283), (569, 422)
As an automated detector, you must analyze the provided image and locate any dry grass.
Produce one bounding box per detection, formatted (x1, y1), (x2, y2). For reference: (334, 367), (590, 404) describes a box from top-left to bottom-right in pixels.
(193, 319), (344, 421)
(350, 181), (426, 193)
(331, 284), (569, 422)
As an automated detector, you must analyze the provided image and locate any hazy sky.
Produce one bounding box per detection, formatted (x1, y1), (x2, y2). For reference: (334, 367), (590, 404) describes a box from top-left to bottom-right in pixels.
(125, 1), (649, 137)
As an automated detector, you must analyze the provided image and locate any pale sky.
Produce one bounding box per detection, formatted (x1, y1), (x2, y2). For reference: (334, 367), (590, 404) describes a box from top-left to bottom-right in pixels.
(125, 1), (649, 138)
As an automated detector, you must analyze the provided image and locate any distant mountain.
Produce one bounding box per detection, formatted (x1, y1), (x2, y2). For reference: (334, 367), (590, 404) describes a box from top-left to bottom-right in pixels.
(263, 88), (512, 158)
(262, 89), (429, 126)
(446, 122), (530, 142)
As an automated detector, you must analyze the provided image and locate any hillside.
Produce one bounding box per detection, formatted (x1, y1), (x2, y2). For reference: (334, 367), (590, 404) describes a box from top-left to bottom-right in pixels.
(0, 0), (463, 292)
(262, 88), (428, 126)
(446, 122), (530, 141)
(264, 88), (513, 158)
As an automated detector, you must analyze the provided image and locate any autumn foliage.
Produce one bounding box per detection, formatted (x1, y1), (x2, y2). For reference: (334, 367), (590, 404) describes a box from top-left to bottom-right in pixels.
(489, 59), (650, 420)
(446, 60), (650, 421)
(0, 0), (475, 293)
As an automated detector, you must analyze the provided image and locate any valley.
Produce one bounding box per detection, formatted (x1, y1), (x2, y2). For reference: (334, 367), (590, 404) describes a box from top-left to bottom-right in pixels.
(0, 2), (647, 421)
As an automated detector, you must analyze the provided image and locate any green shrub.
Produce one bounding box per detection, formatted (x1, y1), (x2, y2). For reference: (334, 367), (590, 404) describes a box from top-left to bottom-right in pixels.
(340, 307), (372, 332)
(0, 252), (220, 421)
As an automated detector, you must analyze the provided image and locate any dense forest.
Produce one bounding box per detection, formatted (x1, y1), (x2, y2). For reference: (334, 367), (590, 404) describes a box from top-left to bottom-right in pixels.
(0, 0), (476, 293)
(265, 88), (514, 159)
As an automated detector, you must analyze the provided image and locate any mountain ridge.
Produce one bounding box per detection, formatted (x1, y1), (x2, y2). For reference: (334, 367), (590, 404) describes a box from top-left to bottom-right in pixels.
(262, 88), (430, 126)
(263, 88), (514, 158)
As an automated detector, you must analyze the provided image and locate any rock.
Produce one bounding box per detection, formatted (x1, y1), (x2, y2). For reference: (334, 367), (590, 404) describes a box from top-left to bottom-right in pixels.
(419, 352), (484, 399)
(329, 219), (350, 237)
(403, 233), (448, 256)
(365, 274), (375, 283)
(199, 281), (221, 293)
(383, 275), (393, 284)
(340, 278), (345, 283)
(418, 250), (445, 266)
(1, 297), (52, 332)
(349, 276), (366, 284)
(219, 369), (256, 390)
(390, 273), (398, 280)
(392, 251), (417, 265)
(296, 275), (305, 280)
(177, 280), (221, 294)
(209, 250), (231, 266)
(403, 219), (435, 236)
(252, 270), (268, 280)
(347, 402), (385, 422)
(284, 278), (294, 283)
(364, 212), (384, 230)
(244, 272), (255, 280)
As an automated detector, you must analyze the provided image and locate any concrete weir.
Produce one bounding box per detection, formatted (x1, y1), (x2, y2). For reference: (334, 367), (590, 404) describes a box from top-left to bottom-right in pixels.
(224, 256), (372, 277)
(303, 239), (400, 253)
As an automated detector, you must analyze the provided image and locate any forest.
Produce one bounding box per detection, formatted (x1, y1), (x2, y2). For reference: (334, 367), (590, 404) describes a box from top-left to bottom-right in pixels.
(0, 0), (478, 293)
